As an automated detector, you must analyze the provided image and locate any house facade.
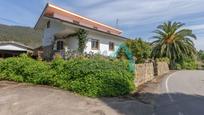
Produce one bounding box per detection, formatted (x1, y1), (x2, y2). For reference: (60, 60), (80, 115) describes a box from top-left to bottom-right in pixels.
(35, 3), (127, 60)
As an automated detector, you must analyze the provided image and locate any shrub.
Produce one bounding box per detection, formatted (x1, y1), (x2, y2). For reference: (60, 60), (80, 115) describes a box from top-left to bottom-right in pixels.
(177, 57), (198, 70)
(175, 64), (182, 70)
(0, 54), (54, 85)
(117, 38), (152, 63)
(0, 55), (135, 97)
(51, 57), (135, 97)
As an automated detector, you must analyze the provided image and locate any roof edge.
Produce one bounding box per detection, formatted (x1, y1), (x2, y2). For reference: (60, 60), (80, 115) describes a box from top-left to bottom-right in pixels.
(45, 16), (129, 40)
(0, 41), (34, 50)
(34, 3), (49, 30)
(34, 3), (122, 33)
(48, 3), (122, 33)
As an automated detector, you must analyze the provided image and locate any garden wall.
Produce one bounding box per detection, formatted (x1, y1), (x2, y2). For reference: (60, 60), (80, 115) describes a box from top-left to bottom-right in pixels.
(135, 63), (154, 86)
(135, 62), (169, 87)
(154, 62), (169, 76)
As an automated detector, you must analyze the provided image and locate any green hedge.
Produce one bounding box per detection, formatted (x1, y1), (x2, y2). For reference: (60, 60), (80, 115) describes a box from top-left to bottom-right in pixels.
(0, 54), (54, 84)
(0, 55), (135, 97)
(175, 57), (198, 70)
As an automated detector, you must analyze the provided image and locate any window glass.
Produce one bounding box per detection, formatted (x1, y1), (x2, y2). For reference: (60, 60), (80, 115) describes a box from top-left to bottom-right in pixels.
(57, 41), (64, 51)
(109, 42), (115, 51)
(91, 39), (99, 50)
(47, 20), (50, 28)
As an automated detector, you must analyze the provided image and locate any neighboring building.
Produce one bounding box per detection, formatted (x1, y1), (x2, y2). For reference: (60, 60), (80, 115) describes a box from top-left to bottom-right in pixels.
(35, 3), (127, 60)
(0, 41), (33, 58)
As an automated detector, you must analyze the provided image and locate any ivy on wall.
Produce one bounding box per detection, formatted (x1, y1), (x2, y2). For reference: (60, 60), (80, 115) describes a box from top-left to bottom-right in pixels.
(58, 29), (88, 53)
(77, 29), (88, 53)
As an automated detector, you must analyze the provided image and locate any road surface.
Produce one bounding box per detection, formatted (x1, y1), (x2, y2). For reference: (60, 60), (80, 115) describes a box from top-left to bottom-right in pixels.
(0, 81), (152, 115)
(154, 70), (204, 115)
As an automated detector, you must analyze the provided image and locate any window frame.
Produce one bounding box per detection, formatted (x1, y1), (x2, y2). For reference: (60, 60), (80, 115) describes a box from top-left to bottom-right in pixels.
(56, 40), (64, 51)
(91, 39), (100, 50)
(47, 20), (50, 28)
(109, 42), (115, 51)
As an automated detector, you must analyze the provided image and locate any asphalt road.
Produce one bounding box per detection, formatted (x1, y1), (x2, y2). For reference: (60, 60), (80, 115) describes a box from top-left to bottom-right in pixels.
(0, 81), (152, 115)
(154, 70), (204, 115)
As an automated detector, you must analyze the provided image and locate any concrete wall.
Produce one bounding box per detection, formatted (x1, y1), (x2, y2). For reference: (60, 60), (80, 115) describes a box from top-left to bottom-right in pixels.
(85, 31), (123, 56)
(42, 19), (125, 59)
(135, 62), (169, 87)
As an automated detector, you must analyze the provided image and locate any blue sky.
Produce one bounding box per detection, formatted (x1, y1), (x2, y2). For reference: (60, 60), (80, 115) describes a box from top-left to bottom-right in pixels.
(0, 0), (204, 50)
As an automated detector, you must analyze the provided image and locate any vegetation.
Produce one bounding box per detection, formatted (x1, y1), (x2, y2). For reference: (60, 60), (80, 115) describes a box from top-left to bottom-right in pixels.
(62, 29), (88, 53)
(77, 29), (88, 53)
(0, 54), (135, 97)
(151, 21), (197, 69)
(0, 24), (42, 48)
(198, 50), (204, 61)
(175, 57), (198, 70)
(117, 38), (151, 63)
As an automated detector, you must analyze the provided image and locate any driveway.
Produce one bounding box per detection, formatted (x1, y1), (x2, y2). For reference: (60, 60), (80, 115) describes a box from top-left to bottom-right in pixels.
(154, 70), (204, 115)
(0, 81), (152, 115)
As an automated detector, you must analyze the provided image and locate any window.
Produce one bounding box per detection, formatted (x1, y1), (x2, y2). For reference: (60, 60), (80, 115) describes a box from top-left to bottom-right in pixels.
(56, 41), (64, 51)
(47, 20), (50, 28)
(109, 42), (115, 51)
(73, 20), (80, 25)
(91, 39), (99, 50)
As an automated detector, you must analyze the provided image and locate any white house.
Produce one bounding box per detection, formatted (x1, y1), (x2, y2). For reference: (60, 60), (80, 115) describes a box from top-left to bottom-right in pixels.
(34, 3), (127, 60)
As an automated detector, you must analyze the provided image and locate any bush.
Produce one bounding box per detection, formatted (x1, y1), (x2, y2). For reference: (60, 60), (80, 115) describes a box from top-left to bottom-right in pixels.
(176, 57), (198, 70)
(175, 64), (182, 70)
(0, 55), (135, 97)
(0, 54), (54, 85)
(117, 38), (152, 63)
(51, 57), (135, 97)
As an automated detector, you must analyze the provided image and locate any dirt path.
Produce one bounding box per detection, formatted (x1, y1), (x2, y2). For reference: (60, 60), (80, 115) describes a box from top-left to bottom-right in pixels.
(0, 81), (153, 115)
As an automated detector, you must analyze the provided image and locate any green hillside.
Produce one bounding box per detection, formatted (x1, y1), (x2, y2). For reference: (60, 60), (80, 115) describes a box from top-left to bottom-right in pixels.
(0, 24), (42, 48)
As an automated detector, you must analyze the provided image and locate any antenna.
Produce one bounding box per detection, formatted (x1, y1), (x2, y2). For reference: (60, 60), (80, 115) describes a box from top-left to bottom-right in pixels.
(115, 18), (119, 29)
(46, 0), (51, 3)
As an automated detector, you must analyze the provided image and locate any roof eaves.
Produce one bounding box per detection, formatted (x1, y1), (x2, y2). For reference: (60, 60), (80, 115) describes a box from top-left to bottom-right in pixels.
(46, 16), (129, 40)
(0, 41), (34, 50)
(34, 3), (49, 30)
(48, 3), (122, 33)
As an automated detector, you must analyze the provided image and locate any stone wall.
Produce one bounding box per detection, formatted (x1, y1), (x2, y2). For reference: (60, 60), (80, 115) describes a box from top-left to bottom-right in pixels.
(154, 62), (169, 76)
(135, 63), (154, 86)
(135, 62), (169, 87)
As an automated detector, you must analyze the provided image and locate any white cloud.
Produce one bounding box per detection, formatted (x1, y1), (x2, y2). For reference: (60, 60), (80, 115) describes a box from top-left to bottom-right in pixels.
(186, 24), (204, 31)
(53, 0), (204, 49)
(78, 0), (204, 26)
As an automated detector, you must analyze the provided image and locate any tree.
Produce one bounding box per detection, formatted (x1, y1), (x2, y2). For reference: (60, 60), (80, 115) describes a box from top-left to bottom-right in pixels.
(117, 38), (151, 63)
(198, 50), (204, 61)
(151, 21), (197, 67)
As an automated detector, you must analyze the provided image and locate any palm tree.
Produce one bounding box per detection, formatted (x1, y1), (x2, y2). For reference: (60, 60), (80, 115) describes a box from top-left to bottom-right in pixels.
(151, 21), (197, 67)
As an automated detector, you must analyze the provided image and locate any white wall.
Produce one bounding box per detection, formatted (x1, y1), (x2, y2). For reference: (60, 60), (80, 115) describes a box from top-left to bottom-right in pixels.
(66, 37), (79, 50)
(42, 18), (125, 56)
(43, 20), (66, 46)
(84, 32), (124, 56)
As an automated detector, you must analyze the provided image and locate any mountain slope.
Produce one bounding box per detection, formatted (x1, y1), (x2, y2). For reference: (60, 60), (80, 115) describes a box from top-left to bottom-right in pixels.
(0, 24), (42, 48)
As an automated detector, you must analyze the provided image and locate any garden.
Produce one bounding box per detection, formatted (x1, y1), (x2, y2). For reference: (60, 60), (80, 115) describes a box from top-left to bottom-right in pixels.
(0, 54), (135, 97)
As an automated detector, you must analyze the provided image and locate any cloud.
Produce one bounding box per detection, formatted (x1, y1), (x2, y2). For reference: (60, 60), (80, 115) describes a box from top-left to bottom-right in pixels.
(56, 0), (204, 50)
(1, 0), (204, 49)
(186, 24), (204, 31)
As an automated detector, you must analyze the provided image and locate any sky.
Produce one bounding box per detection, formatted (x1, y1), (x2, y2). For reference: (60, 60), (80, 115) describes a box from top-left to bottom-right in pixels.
(0, 0), (204, 50)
